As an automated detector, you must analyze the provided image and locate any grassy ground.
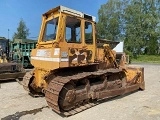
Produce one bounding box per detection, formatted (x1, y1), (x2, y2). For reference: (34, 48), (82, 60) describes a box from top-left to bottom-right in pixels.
(131, 55), (160, 63)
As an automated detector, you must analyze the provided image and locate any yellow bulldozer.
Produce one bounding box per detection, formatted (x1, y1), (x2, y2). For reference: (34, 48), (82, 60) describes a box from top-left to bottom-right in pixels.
(20, 6), (145, 116)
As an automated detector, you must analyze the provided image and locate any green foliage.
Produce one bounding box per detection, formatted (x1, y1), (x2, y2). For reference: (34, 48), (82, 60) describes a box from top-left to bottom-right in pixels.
(132, 55), (160, 63)
(125, 0), (160, 55)
(97, 0), (160, 55)
(124, 1), (144, 54)
(124, 49), (133, 63)
(124, 49), (133, 58)
(13, 19), (29, 40)
(97, 0), (127, 41)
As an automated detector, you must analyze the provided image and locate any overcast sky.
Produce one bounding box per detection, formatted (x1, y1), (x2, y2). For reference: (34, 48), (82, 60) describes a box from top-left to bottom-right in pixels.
(0, 0), (107, 40)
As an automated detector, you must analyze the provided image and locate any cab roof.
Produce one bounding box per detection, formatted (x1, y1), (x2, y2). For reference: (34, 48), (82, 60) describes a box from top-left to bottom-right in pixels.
(43, 6), (96, 22)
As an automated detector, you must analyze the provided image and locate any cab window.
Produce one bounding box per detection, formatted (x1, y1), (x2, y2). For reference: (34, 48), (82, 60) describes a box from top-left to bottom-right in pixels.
(85, 21), (93, 44)
(43, 17), (59, 41)
(65, 16), (81, 43)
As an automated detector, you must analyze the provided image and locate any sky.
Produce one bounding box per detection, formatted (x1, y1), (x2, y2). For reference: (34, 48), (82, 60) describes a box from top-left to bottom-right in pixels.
(0, 0), (107, 40)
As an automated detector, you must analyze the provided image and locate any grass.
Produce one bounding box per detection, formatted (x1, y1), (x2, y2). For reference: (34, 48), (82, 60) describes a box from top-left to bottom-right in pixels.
(131, 55), (160, 64)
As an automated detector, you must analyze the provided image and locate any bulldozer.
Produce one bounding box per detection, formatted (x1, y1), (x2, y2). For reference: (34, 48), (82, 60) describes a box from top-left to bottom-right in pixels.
(0, 37), (25, 81)
(20, 6), (145, 116)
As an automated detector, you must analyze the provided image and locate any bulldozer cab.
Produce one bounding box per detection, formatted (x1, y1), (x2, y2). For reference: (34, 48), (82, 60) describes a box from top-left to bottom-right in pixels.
(31, 6), (96, 70)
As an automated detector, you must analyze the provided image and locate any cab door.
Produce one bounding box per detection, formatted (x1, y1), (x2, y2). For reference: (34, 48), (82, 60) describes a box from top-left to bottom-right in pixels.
(61, 15), (85, 67)
(83, 20), (96, 63)
(60, 15), (96, 67)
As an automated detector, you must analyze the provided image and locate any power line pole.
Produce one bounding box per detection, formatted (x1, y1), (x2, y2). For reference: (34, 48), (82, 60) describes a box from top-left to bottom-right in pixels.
(7, 29), (10, 58)
(8, 29), (10, 40)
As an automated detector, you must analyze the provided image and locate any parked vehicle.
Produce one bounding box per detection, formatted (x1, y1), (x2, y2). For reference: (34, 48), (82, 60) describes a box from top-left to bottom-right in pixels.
(10, 39), (37, 68)
(0, 37), (25, 81)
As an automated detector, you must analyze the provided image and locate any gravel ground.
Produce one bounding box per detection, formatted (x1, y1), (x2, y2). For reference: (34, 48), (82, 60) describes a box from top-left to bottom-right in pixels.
(0, 64), (160, 120)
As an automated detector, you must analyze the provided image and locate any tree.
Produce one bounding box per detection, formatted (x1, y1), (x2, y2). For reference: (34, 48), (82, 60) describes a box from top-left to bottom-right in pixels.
(142, 0), (160, 55)
(97, 0), (121, 40)
(124, 0), (144, 54)
(97, 0), (160, 55)
(97, 0), (129, 41)
(13, 19), (29, 40)
(124, 0), (160, 55)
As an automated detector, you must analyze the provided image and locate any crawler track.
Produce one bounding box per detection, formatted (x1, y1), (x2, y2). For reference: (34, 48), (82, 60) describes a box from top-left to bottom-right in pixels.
(22, 70), (44, 97)
(45, 68), (142, 116)
(22, 71), (33, 91)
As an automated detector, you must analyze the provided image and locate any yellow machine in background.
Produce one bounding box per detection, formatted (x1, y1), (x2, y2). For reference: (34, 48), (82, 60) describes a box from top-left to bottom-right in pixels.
(0, 37), (25, 81)
(0, 39), (8, 63)
(0, 54), (7, 63)
(21, 6), (145, 116)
